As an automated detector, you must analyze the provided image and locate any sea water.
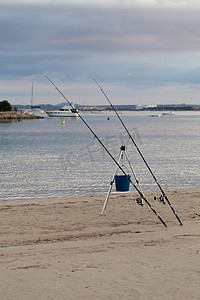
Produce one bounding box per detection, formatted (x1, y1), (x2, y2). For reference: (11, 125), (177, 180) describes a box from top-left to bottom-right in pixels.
(0, 111), (199, 202)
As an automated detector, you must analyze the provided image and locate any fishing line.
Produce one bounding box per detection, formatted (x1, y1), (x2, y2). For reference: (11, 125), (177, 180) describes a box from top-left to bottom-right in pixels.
(94, 79), (182, 226)
(45, 76), (167, 228)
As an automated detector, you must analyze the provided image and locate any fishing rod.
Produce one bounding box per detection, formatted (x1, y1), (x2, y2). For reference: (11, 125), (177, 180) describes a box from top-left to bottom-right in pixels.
(94, 79), (182, 226)
(45, 76), (167, 228)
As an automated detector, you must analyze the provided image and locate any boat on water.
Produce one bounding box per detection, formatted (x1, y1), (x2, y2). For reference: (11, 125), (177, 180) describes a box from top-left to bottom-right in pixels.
(24, 107), (46, 115)
(148, 114), (162, 117)
(149, 111), (175, 117)
(23, 83), (46, 116)
(162, 111), (175, 116)
(46, 104), (79, 117)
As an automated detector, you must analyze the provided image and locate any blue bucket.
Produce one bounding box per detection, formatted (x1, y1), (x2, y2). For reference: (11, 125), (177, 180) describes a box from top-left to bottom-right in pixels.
(115, 175), (131, 192)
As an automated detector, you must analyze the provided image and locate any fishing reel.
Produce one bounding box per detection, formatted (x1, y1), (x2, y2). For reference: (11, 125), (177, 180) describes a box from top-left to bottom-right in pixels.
(159, 195), (166, 204)
(136, 197), (144, 206)
(154, 195), (166, 204)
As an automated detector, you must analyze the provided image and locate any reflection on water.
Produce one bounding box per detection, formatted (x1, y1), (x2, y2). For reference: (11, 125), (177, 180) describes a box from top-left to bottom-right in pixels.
(0, 111), (200, 202)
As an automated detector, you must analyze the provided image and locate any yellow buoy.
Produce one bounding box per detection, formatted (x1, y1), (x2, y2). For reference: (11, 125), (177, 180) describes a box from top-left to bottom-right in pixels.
(62, 120), (65, 125)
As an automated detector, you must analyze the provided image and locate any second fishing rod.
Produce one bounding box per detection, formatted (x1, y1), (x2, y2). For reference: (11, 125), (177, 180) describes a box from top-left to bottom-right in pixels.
(94, 79), (182, 226)
(46, 76), (167, 228)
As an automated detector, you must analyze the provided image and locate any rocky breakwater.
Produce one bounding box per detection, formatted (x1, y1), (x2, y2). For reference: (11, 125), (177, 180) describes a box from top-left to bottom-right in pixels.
(0, 111), (45, 120)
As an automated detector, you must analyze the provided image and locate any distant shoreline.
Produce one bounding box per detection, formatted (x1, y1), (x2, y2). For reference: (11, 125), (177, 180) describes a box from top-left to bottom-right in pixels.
(0, 111), (44, 120)
(13, 102), (200, 112)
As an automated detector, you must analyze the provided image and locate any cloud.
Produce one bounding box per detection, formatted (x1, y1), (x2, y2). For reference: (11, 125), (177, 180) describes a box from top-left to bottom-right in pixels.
(1, 1), (200, 104)
(1, 0), (199, 7)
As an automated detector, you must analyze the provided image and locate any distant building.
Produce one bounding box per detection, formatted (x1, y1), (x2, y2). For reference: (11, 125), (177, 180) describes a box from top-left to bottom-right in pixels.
(135, 104), (157, 110)
(145, 104), (158, 109)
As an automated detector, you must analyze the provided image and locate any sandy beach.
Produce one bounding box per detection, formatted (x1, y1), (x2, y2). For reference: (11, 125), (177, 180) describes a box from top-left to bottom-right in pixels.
(0, 189), (199, 299)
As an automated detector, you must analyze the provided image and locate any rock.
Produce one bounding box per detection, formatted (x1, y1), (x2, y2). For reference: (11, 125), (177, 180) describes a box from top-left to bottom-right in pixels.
(0, 111), (45, 120)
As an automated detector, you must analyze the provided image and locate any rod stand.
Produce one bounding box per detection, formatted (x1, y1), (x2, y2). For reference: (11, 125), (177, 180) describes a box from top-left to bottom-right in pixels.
(101, 145), (131, 215)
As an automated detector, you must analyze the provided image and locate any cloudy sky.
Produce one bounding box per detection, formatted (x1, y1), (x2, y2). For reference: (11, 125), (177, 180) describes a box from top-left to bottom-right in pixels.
(1, 0), (200, 106)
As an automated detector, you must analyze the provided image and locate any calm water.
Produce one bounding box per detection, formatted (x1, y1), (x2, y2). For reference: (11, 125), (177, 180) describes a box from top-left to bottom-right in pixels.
(0, 111), (199, 202)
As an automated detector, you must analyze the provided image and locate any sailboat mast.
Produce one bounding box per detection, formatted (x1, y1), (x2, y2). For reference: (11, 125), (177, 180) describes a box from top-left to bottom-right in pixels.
(31, 82), (33, 107)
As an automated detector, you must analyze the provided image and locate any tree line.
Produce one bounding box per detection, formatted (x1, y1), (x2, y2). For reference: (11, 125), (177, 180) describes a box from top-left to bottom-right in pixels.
(0, 100), (12, 111)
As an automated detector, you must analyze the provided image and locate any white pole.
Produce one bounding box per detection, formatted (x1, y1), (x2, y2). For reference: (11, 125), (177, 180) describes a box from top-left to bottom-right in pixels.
(31, 82), (33, 107)
(101, 149), (123, 215)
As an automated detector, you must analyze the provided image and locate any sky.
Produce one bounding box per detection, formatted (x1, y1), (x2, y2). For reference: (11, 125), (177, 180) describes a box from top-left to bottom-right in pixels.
(1, 0), (200, 106)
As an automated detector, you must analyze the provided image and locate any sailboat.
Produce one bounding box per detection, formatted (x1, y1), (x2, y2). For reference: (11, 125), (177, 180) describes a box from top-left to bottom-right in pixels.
(24, 83), (45, 115)
(162, 111), (175, 116)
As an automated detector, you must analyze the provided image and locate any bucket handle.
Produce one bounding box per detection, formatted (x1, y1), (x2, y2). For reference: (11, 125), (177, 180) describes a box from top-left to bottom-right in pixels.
(116, 164), (129, 176)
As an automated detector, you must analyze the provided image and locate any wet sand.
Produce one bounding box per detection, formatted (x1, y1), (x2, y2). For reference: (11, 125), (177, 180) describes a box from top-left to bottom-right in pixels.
(0, 189), (199, 299)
